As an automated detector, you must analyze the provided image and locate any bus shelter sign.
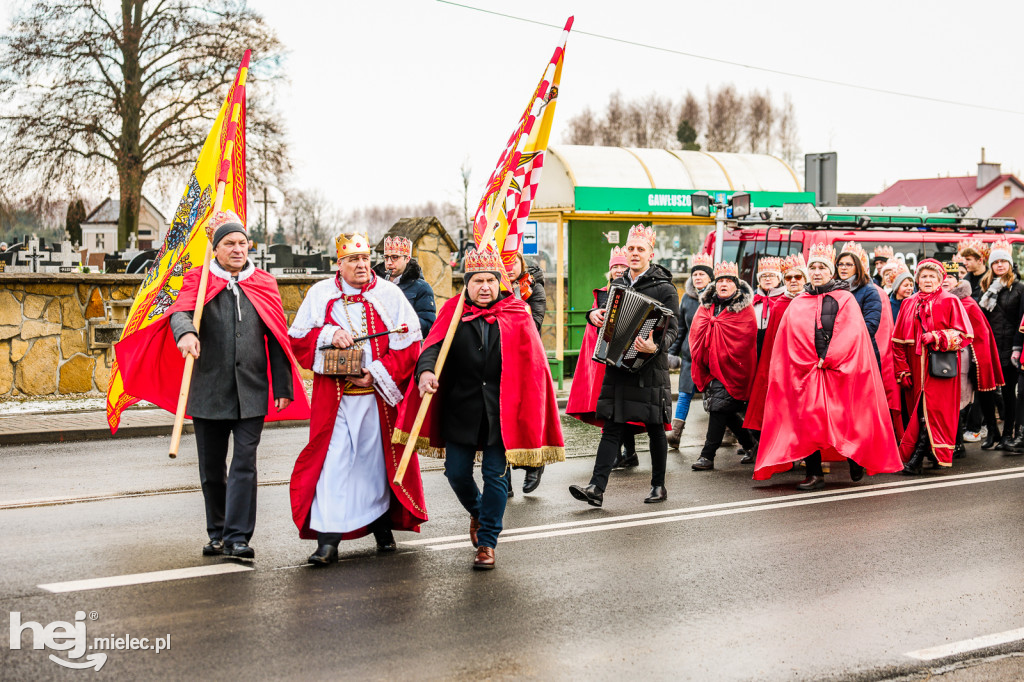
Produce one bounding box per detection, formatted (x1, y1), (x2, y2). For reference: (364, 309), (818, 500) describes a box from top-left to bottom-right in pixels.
(574, 187), (816, 214)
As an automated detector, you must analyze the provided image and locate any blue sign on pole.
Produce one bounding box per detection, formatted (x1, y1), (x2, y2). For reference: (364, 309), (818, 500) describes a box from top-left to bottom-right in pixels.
(522, 220), (538, 255)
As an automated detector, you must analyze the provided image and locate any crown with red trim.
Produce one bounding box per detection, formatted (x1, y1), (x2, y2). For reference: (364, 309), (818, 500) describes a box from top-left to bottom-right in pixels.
(872, 245), (894, 260)
(781, 252), (808, 279)
(839, 240), (870, 271)
(957, 238), (989, 260)
(626, 223), (656, 248)
(464, 246), (504, 276)
(807, 242), (837, 274)
(383, 235), (412, 257)
(889, 261), (913, 291)
(335, 232), (371, 258)
(714, 261), (739, 280)
(691, 252), (713, 269)
(952, 252), (966, 265)
(989, 239), (1012, 266)
(757, 256), (783, 280)
(608, 246), (627, 267)
(206, 210), (245, 240)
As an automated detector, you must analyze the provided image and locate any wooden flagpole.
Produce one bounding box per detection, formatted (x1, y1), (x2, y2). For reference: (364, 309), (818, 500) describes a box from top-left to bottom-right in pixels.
(168, 181), (227, 458)
(393, 172), (515, 484)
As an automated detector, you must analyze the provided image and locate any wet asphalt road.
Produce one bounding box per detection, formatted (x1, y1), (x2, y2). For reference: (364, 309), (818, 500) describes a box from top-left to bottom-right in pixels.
(1, 414), (1023, 681)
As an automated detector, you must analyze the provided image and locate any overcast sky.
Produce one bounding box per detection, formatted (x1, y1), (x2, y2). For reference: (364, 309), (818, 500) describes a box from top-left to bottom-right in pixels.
(5, 0), (1024, 217)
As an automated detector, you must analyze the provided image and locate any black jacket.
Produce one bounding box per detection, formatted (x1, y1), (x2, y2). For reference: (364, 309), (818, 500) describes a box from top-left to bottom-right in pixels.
(979, 278), (1024, 364)
(523, 264), (547, 333)
(667, 277), (705, 394)
(589, 264), (679, 425)
(965, 268), (987, 302)
(169, 264), (292, 420)
(806, 280), (848, 360)
(697, 281), (754, 413)
(372, 258), (436, 337)
(416, 292), (503, 448)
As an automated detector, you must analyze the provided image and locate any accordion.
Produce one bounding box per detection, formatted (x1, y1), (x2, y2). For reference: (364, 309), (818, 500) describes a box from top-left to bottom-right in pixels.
(592, 285), (674, 372)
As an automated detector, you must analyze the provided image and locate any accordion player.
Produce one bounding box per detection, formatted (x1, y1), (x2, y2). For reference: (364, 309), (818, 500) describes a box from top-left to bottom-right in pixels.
(593, 285), (674, 372)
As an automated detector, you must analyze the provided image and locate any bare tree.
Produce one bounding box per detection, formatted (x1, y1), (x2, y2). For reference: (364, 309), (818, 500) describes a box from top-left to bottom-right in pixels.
(458, 157), (472, 234)
(705, 85), (744, 152)
(0, 0), (289, 250)
(625, 94), (676, 148)
(282, 189), (344, 248)
(775, 94), (799, 165)
(599, 91), (628, 146)
(746, 89), (774, 154)
(565, 106), (598, 145)
(677, 91), (703, 150)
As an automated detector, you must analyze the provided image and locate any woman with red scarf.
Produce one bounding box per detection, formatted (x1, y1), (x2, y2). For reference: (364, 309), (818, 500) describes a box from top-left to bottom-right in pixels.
(892, 258), (973, 474)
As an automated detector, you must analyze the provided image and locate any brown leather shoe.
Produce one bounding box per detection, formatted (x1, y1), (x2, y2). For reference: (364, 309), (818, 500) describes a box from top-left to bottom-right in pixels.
(473, 546), (495, 570)
(469, 517), (480, 548)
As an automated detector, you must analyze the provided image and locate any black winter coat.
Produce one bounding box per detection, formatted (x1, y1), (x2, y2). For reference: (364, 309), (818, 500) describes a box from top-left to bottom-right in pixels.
(667, 277), (705, 394)
(979, 278), (1024, 364)
(523, 264), (547, 332)
(589, 264), (679, 425)
(372, 258), (436, 337)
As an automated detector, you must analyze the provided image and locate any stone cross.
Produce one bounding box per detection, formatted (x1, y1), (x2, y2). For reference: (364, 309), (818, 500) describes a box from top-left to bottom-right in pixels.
(43, 240), (82, 272)
(252, 243), (276, 270)
(15, 238), (47, 273)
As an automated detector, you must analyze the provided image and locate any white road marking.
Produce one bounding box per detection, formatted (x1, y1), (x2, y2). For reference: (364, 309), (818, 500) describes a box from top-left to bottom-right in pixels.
(422, 470), (1024, 550)
(905, 627), (1024, 660)
(402, 466), (1024, 547)
(38, 563), (253, 593)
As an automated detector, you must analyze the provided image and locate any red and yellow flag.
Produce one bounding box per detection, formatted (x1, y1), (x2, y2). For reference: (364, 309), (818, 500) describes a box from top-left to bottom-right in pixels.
(472, 18), (572, 279)
(106, 51), (249, 433)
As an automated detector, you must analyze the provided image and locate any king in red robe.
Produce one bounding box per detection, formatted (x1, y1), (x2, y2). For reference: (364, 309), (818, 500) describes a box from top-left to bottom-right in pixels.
(288, 233), (427, 564)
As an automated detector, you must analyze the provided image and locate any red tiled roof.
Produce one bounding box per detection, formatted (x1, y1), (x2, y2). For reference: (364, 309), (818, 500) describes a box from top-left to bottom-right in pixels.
(995, 197), (1024, 222)
(864, 174), (1022, 211)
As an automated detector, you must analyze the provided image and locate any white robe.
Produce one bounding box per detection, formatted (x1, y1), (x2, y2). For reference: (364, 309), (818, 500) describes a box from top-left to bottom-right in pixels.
(309, 280), (389, 534)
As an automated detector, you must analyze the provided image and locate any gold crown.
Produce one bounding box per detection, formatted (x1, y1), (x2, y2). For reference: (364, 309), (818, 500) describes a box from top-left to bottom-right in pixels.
(626, 224), (656, 248)
(608, 246), (628, 266)
(873, 245), (894, 259)
(808, 241), (836, 265)
(957, 238), (989, 259)
(335, 232), (371, 259)
(383, 235), (412, 257)
(691, 252), (713, 269)
(464, 246), (504, 274)
(757, 256), (783, 276)
(944, 261), (960, 275)
(714, 261), (739, 279)
(781, 252), (807, 275)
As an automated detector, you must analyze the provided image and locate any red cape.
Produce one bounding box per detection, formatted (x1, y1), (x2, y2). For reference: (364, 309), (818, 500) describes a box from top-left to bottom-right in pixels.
(395, 293), (564, 466)
(743, 294), (795, 430)
(689, 290), (757, 401)
(754, 289), (902, 479)
(288, 275), (428, 540)
(892, 290), (972, 465)
(114, 266), (310, 429)
(959, 293), (1002, 391)
(873, 283), (900, 411)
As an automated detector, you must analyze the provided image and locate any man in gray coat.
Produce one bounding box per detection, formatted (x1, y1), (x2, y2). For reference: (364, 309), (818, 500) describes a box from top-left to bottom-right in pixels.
(171, 212), (295, 559)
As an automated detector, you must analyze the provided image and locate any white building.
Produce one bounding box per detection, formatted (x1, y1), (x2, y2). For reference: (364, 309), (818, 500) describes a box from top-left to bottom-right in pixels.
(80, 196), (169, 255)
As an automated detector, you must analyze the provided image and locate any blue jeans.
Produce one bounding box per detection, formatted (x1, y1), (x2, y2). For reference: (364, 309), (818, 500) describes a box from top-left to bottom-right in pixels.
(675, 390), (694, 421)
(444, 442), (509, 549)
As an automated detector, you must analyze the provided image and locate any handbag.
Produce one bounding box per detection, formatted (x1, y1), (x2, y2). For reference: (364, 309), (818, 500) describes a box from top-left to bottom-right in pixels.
(321, 347), (363, 377)
(928, 349), (957, 379)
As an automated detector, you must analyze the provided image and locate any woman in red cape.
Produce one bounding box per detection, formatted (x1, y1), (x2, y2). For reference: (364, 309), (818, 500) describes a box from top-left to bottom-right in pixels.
(744, 252), (807, 432)
(754, 244), (902, 488)
(115, 262), (310, 425)
(893, 258), (973, 474)
(288, 253), (428, 548)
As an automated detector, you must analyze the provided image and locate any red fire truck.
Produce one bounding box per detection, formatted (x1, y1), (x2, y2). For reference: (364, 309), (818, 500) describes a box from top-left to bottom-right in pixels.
(704, 204), (1022, 284)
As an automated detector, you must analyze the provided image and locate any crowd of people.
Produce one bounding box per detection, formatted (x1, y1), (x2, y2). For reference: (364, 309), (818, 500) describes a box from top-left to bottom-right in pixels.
(122, 214), (1023, 572)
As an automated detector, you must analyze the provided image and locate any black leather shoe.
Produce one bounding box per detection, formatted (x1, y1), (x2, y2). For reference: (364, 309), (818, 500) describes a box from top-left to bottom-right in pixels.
(644, 485), (667, 503)
(981, 431), (999, 450)
(691, 456), (714, 471)
(522, 466), (544, 494)
(507, 486), (514, 498)
(997, 437), (1020, 453)
(612, 451), (640, 470)
(902, 452), (925, 475)
(373, 527), (397, 553)
(739, 447), (756, 465)
(796, 475), (825, 491)
(568, 484), (603, 507)
(307, 544), (338, 566)
(225, 542), (255, 559)
(848, 460), (864, 482)
(202, 539), (224, 556)
(953, 444), (967, 459)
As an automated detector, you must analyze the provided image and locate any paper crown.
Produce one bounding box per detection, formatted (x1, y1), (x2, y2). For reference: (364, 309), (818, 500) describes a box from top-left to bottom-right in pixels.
(873, 245), (894, 260)
(757, 256), (783, 278)
(957, 238), (989, 259)
(206, 210), (245, 240)
(383, 235), (412, 257)
(464, 246), (504, 275)
(714, 261), (739, 279)
(608, 246), (628, 267)
(952, 252), (966, 265)
(781, 252), (808, 278)
(335, 232), (371, 259)
(839, 240), (870, 271)
(691, 252), (714, 270)
(989, 239), (1012, 266)
(807, 242), (837, 272)
(626, 223), (656, 248)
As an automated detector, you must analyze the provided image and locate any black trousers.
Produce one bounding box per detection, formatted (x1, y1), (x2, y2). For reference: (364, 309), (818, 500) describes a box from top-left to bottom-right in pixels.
(192, 416), (264, 545)
(590, 421), (666, 492)
(700, 409), (755, 459)
(998, 361), (1018, 437)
